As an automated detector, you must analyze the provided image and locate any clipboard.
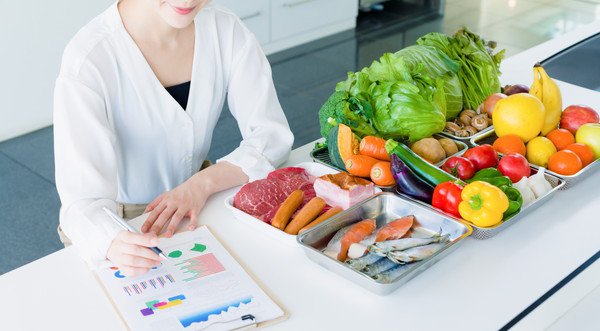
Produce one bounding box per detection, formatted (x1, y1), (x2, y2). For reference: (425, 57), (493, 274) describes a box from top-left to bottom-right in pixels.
(93, 225), (288, 331)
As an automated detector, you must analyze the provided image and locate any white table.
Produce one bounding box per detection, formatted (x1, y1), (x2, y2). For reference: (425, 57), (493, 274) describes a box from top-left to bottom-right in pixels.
(2, 21), (600, 331)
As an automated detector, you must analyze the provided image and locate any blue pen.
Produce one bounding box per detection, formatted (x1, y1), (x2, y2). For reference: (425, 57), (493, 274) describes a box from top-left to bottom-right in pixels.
(102, 207), (168, 260)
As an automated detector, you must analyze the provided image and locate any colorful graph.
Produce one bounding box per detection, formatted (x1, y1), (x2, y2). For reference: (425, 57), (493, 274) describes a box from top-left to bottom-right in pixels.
(178, 296), (253, 328)
(191, 243), (206, 252)
(140, 294), (187, 317)
(111, 264), (162, 278)
(168, 250), (183, 258)
(123, 274), (175, 296)
(175, 253), (225, 282)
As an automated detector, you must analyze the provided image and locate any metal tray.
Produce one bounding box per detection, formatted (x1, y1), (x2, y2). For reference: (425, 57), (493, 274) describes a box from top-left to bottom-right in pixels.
(395, 166), (565, 240)
(311, 135), (468, 171)
(296, 192), (472, 295)
(438, 125), (494, 147)
(471, 129), (600, 190)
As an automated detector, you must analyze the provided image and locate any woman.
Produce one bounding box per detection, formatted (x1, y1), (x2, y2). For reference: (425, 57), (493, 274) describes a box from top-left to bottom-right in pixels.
(54, 0), (293, 276)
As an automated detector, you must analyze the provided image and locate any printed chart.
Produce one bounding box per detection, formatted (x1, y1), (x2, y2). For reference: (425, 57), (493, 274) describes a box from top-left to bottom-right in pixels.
(175, 253), (225, 282)
(140, 294), (187, 317)
(123, 274), (176, 296)
(178, 296), (253, 328)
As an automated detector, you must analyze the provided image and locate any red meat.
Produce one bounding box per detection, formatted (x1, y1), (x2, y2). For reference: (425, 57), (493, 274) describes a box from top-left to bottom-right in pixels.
(233, 167), (316, 223)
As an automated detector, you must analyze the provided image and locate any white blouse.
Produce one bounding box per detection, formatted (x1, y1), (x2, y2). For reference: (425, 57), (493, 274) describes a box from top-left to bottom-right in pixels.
(53, 2), (293, 268)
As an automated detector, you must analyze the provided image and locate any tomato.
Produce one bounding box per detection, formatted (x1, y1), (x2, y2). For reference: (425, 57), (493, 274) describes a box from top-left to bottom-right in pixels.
(497, 153), (531, 183)
(463, 144), (499, 170)
(441, 156), (476, 180)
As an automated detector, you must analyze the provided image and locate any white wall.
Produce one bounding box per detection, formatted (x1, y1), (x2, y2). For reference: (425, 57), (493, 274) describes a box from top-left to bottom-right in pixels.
(0, 1), (113, 142)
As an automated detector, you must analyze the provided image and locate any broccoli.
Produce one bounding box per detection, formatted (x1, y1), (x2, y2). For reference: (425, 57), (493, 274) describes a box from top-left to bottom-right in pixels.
(318, 91), (378, 140)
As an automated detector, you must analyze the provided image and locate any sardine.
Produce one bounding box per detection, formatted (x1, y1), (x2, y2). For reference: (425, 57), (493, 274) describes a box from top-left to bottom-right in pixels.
(363, 258), (398, 277)
(373, 264), (411, 283)
(346, 252), (384, 270)
(387, 243), (446, 264)
(368, 234), (449, 256)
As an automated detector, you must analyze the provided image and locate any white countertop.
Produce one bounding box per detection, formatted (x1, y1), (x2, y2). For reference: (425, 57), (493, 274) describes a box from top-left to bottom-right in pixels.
(2, 21), (600, 331)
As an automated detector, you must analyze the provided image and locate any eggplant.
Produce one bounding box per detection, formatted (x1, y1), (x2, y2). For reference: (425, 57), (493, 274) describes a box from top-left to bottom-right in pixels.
(390, 153), (434, 202)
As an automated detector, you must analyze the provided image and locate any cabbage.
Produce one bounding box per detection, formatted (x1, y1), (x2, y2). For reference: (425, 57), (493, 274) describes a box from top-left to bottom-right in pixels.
(371, 80), (447, 142)
(394, 45), (463, 119)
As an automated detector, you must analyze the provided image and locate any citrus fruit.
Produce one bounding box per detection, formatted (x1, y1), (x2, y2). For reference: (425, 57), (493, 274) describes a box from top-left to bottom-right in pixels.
(492, 134), (526, 156)
(546, 128), (575, 150)
(526, 137), (557, 167)
(563, 143), (595, 167)
(493, 93), (545, 142)
(548, 150), (583, 175)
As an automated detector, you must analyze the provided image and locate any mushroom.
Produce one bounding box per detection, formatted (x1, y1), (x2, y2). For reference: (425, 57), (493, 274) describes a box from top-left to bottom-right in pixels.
(471, 114), (489, 131)
(464, 126), (478, 136)
(459, 113), (472, 126)
(461, 109), (477, 118)
(445, 122), (463, 135)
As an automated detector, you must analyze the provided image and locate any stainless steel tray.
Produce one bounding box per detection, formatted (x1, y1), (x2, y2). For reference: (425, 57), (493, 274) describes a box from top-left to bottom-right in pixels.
(311, 135), (468, 170)
(395, 167), (565, 240)
(438, 125), (494, 147)
(296, 192), (472, 295)
(471, 129), (600, 190)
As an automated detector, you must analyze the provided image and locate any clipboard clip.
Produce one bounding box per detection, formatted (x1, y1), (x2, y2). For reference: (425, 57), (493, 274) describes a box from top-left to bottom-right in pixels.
(194, 314), (256, 330)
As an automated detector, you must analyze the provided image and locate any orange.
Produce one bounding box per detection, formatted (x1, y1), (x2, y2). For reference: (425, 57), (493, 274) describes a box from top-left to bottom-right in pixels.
(548, 150), (583, 175)
(492, 134), (526, 156)
(546, 128), (575, 150)
(563, 143), (595, 167)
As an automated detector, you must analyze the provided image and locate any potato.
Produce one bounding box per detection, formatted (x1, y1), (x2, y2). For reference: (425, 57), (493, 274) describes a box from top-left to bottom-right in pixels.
(438, 138), (459, 157)
(411, 138), (446, 164)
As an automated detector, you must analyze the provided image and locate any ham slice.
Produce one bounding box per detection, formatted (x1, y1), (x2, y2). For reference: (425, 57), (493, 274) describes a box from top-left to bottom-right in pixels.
(313, 172), (375, 210)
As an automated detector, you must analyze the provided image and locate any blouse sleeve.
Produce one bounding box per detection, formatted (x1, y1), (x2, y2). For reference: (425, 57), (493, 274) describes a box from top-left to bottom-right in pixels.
(216, 24), (294, 181)
(53, 75), (122, 268)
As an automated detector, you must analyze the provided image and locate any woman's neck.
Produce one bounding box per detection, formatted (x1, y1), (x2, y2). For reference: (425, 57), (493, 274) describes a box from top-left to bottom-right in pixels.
(118, 0), (192, 47)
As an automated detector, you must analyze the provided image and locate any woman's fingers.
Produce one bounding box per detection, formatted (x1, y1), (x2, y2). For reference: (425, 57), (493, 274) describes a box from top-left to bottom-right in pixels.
(164, 210), (187, 237)
(150, 205), (177, 235)
(188, 209), (199, 231)
(142, 202), (168, 233)
(120, 243), (162, 262)
(144, 194), (164, 213)
(120, 230), (159, 248)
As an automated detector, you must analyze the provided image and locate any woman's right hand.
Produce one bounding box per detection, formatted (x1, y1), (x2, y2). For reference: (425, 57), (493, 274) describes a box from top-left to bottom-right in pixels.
(106, 231), (162, 277)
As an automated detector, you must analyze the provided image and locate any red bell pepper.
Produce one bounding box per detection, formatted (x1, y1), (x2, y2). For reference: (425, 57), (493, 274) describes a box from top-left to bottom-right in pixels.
(432, 181), (463, 217)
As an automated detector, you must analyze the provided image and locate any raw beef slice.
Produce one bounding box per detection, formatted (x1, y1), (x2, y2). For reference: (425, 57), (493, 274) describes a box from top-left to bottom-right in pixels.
(233, 167), (316, 223)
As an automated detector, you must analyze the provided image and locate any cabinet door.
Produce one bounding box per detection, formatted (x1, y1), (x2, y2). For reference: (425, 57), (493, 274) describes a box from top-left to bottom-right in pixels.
(213, 0), (270, 44)
(271, 0), (358, 41)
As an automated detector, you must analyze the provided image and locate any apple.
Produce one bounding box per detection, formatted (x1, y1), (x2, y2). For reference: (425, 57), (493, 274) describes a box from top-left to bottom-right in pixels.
(498, 154), (531, 183)
(576, 123), (600, 160)
(560, 105), (599, 134)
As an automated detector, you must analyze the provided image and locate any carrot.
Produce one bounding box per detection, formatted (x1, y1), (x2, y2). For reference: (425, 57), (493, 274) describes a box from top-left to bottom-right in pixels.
(370, 161), (395, 186)
(284, 197), (326, 235)
(359, 136), (390, 161)
(299, 207), (343, 234)
(345, 155), (379, 178)
(271, 190), (304, 230)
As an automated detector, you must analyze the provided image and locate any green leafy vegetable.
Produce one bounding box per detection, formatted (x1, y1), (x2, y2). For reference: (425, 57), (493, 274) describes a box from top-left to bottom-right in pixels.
(317, 91), (377, 140)
(417, 27), (505, 109)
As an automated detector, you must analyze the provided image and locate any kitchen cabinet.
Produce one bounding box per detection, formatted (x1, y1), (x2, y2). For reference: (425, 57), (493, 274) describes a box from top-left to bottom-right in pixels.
(214, 0), (358, 54)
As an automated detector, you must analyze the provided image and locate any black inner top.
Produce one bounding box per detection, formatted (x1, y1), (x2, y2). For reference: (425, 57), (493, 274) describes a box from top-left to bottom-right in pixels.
(165, 81), (191, 110)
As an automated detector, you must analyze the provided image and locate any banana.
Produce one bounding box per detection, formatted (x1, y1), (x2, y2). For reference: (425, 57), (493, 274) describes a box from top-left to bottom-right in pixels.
(530, 63), (562, 135)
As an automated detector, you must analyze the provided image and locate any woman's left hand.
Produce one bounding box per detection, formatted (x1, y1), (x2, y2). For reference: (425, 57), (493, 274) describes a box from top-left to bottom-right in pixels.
(141, 175), (210, 237)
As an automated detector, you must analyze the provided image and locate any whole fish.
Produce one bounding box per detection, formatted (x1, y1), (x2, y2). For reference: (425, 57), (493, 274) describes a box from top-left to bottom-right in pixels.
(323, 220), (376, 261)
(375, 215), (414, 242)
(373, 264), (411, 283)
(368, 234), (449, 256)
(363, 258), (398, 277)
(346, 252), (384, 270)
(387, 243), (446, 264)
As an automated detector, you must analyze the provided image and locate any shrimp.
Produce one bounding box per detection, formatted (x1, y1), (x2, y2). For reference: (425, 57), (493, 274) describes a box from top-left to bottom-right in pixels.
(375, 215), (414, 242)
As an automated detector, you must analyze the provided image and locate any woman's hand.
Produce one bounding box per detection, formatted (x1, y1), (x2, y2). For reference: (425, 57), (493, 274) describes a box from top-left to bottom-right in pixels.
(141, 161), (249, 237)
(106, 231), (162, 277)
(141, 174), (211, 237)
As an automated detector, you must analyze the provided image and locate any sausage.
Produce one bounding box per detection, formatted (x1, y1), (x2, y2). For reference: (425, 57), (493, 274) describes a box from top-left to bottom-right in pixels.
(284, 197), (326, 235)
(299, 207), (343, 234)
(271, 190), (304, 230)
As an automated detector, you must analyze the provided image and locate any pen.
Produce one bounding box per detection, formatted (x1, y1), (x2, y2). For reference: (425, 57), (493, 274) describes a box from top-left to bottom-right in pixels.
(102, 207), (168, 260)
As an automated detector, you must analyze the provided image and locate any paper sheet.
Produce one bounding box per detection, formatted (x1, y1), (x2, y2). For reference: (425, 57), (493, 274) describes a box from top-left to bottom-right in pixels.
(96, 227), (284, 331)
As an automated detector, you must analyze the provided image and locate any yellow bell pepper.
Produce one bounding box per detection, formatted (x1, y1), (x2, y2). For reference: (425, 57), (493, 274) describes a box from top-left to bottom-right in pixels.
(458, 181), (509, 227)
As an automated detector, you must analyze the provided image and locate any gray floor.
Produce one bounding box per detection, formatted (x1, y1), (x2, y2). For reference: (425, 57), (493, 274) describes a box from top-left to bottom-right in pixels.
(1, 0), (596, 274)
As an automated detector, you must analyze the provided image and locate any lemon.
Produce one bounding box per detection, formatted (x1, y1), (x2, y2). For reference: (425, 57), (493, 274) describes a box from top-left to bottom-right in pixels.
(527, 137), (557, 167)
(493, 93), (545, 142)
